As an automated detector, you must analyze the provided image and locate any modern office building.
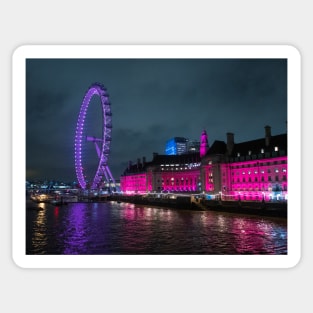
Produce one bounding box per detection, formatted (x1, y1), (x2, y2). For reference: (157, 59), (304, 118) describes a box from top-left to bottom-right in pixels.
(165, 137), (188, 155)
(187, 139), (200, 153)
(120, 126), (287, 202)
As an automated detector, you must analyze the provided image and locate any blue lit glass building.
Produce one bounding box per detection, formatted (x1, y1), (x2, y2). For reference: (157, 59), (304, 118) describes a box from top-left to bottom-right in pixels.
(165, 137), (188, 155)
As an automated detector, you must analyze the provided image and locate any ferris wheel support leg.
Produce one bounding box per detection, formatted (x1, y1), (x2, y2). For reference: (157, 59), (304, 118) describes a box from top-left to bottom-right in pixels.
(105, 165), (116, 186)
(102, 166), (110, 184)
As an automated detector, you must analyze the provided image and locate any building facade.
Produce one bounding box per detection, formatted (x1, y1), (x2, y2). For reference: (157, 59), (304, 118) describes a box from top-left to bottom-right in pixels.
(121, 153), (201, 194)
(120, 126), (287, 202)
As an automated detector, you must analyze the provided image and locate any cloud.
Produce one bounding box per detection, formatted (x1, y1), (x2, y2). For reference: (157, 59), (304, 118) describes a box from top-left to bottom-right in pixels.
(26, 58), (287, 182)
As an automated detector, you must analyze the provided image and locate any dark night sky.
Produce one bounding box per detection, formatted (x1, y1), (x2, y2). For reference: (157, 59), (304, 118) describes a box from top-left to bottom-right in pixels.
(26, 58), (287, 183)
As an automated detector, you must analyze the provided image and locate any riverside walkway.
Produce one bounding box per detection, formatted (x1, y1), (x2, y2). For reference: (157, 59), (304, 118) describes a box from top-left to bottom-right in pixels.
(108, 194), (287, 218)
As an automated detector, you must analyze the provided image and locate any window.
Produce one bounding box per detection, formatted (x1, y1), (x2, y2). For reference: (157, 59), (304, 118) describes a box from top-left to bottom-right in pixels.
(268, 176), (272, 181)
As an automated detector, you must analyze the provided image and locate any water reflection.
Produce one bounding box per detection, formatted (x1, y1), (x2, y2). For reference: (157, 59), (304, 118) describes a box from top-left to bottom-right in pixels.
(231, 218), (286, 254)
(31, 204), (48, 254)
(26, 201), (287, 255)
(61, 204), (89, 254)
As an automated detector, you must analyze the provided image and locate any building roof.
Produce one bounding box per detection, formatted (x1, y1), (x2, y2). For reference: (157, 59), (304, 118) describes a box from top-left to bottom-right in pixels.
(122, 152), (201, 175)
(122, 131), (288, 175)
(231, 133), (287, 157)
(207, 140), (227, 155)
(153, 152), (200, 164)
(166, 137), (188, 142)
(202, 133), (287, 161)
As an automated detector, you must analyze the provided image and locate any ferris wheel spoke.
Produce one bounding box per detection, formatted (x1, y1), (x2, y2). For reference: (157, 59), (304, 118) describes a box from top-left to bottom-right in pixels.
(86, 136), (103, 142)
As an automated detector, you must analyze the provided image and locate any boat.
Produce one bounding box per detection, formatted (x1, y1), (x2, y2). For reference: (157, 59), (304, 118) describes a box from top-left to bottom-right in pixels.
(50, 193), (78, 204)
(31, 193), (54, 203)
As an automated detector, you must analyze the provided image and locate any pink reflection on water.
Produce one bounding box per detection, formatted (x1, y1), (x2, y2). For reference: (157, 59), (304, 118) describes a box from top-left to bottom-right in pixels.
(232, 217), (276, 254)
(53, 206), (59, 218)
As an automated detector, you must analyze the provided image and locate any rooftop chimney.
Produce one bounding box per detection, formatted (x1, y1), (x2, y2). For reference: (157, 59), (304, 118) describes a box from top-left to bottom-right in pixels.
(226, 132), (234, 155)
(265, 125), (271, 147)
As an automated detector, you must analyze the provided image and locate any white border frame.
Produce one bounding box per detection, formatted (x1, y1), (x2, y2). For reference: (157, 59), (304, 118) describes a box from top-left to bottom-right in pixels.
(12, 45), (301, 268)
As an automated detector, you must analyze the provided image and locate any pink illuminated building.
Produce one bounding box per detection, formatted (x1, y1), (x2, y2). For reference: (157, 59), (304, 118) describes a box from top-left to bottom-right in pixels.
(120, 153), (201, 194)
(120, 126), (287, 202)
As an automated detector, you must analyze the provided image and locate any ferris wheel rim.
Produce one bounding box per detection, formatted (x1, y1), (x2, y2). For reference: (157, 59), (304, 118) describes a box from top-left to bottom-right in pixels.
(74, 83), (112, 189)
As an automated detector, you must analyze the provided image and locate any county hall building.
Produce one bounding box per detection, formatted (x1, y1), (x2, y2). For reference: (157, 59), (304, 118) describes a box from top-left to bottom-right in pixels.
(120, 126), (287, 202)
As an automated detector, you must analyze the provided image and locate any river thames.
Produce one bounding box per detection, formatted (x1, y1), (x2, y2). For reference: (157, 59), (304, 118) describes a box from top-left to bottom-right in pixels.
(26, 201), (287, 255)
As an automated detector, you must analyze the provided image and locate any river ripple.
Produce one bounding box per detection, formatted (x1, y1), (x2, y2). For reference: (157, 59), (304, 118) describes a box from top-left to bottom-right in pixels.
(26, 201), (287, 255)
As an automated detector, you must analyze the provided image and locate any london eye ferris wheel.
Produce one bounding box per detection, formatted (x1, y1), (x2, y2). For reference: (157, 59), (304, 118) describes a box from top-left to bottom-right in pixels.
(74, 83), (115, 190)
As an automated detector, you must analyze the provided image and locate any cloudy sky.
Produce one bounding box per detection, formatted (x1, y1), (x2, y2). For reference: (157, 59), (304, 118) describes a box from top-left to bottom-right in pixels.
(26, 58), (287, 182)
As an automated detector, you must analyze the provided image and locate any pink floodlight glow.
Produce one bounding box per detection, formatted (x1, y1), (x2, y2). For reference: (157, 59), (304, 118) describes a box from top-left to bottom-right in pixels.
(202, 155), (288, 201)
(120, 128), (287, 203)
(120, 173), (149, 194)
(121, 169), (200, 193)
(200, 129), (209, 158)
(161, 170), (199, 192)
